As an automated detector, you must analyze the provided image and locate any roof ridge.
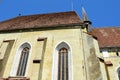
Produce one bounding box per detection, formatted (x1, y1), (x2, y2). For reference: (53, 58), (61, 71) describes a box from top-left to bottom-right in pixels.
(0, 11), (78, 23)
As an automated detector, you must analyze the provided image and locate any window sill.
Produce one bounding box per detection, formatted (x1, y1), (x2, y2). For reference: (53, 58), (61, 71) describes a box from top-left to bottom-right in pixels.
(0, 77), (30, 80)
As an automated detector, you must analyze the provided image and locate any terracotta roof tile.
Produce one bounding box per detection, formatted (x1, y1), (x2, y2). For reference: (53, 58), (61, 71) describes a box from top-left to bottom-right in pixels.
(0, 11), (83, 31)
(91, 27), (120, 48)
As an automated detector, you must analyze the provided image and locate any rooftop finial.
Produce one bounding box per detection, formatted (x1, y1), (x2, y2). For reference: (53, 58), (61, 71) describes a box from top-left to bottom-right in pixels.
(82, 6), (89, 21)
(19, 13), (21, 16)
(82, 6), (92, 32)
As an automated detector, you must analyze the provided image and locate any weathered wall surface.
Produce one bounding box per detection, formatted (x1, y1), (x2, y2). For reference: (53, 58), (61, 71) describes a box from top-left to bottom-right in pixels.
(0, 26), (87, 80)
(83, 33), (103, 80)
(102, 51), (120, 80)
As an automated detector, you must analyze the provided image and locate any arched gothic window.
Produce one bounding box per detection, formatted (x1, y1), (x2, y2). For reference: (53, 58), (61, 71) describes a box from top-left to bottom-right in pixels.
(17, 47), (30, 76)
(118, 70), (120, 80)
(117, 68), (120, 80)
(52, 42), (72, 80)
(58, 48), (68, 80)
(10, 42), (31, 77)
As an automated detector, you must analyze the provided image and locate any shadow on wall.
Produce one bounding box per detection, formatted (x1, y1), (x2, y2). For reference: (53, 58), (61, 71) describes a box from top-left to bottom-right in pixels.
(0, 40), (14, 77)
(87, 35), (102, 80)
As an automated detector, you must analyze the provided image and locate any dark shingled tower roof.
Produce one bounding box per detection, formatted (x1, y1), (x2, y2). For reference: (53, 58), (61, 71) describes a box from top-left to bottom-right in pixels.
(0, 11), (83, 31)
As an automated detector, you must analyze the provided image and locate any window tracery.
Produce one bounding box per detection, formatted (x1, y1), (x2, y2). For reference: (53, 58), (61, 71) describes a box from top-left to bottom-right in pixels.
(17, 47), (30, 76)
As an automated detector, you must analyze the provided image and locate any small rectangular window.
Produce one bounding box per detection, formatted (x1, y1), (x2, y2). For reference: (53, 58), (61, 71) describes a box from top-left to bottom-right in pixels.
(102, 51), (109, 57)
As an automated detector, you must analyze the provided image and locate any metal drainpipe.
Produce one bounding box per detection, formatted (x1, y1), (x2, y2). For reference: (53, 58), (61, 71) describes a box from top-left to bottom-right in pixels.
(80, 26), (88, 80)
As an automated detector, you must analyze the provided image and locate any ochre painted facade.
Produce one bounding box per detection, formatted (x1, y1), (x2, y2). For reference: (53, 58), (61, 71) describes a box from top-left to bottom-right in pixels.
(0, 26), (96, 80)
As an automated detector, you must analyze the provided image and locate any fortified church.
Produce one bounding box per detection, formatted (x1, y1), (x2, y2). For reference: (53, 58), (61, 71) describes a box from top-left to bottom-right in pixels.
(0, 7), (120, 80)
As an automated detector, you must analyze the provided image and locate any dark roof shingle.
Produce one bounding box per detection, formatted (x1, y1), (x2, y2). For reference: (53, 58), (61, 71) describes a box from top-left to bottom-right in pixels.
(91, 27), (120, 48)
(0, 11), (83, 31)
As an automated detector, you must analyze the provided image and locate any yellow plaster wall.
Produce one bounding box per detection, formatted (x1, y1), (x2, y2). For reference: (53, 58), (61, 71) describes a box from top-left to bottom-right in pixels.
(93, 39), (108, 80)
(0, 27), (87, 80)
(103, 52), (120, 80)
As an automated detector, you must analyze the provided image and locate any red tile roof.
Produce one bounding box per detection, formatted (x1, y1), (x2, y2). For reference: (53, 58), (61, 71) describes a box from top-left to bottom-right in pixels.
(91, 27), (120, 48)
(0, 11), (83, 31)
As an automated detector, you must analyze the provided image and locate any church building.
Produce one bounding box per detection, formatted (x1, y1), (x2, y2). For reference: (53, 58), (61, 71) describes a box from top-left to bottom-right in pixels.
(0, 9), (120, 80)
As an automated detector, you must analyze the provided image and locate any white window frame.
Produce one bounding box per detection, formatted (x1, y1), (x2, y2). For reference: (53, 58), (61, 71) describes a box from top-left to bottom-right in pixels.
(10, 42), (32, 77)
(52, 41), (73, 80)
(116, 66), (120, 80)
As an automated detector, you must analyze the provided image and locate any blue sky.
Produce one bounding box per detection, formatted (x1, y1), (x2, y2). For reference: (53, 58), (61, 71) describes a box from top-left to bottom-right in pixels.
(0, 0), (120, 28)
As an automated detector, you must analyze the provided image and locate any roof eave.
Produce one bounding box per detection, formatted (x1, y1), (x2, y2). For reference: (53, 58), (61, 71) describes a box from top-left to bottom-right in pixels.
(0, 23), (83, 33)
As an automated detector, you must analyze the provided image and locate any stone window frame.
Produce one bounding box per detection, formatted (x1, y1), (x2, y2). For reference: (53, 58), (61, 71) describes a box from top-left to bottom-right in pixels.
(10, 42), (32, 77)
(16, 47), (30, 76)
(115, 66), (120, 80)
(52, 41), (73, 80)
